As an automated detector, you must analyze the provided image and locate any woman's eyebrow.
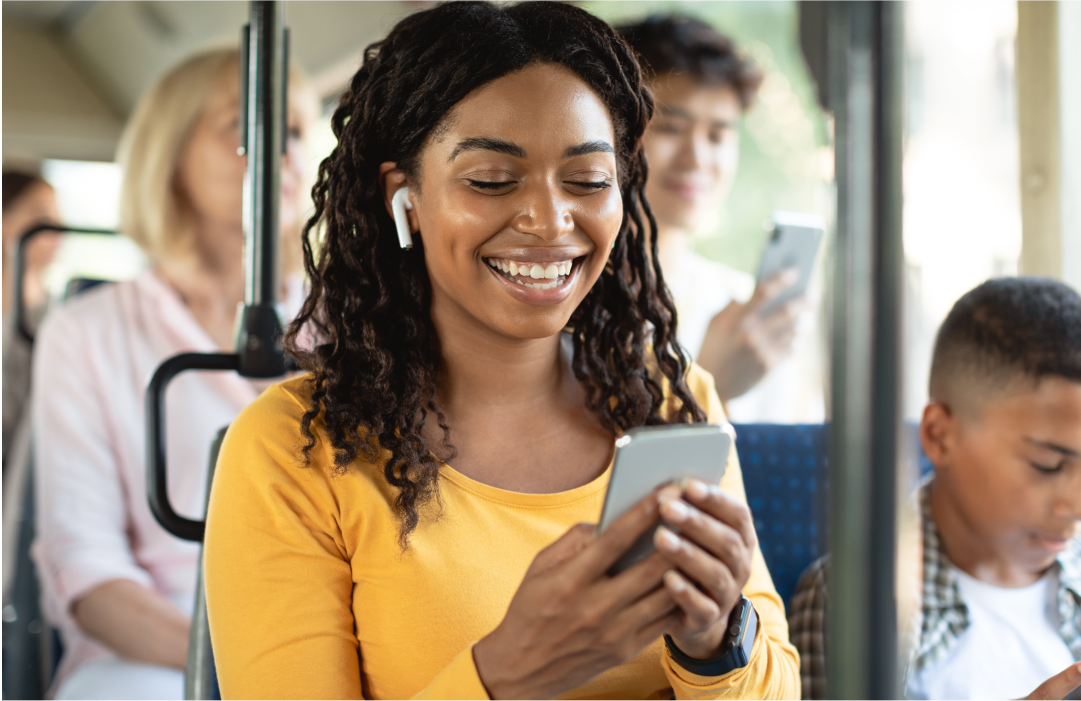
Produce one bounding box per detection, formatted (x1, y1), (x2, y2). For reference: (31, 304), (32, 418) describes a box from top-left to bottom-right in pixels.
(448, 137), (526, 161)
(564, 140), (614, 158)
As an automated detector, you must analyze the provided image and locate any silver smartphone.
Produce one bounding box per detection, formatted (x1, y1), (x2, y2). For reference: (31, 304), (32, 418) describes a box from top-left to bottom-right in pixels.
(756, 211), (825, 315)
(597, 423), (734, 575)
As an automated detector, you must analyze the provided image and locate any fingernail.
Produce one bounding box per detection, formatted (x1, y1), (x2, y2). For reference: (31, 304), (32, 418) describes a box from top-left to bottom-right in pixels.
(664, 570), (686, 593)
(662, 499), (691, 524)
(687, 480), (710, 500)
(655, 526), (681, 553)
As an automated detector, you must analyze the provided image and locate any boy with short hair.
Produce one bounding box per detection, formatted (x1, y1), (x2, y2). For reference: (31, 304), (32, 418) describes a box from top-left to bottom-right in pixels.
(789, 277), (1081, 700)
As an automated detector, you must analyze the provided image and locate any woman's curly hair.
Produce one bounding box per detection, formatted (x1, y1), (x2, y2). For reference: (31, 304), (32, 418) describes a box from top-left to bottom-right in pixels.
(286, 1), (707, 546)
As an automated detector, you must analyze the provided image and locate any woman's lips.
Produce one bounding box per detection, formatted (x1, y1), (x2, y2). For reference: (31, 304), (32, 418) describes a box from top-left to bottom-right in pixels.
(483, 256), (582, 306)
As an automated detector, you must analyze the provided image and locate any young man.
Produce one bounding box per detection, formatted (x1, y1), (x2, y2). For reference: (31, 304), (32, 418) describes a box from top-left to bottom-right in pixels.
(617, 15), (824, 423)
(790, 277), (1081, 700)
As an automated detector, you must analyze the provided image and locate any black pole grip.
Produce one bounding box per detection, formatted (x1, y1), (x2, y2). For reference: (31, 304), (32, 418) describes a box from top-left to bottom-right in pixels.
(14, 225), (116, 344)
(146, 352), (240, 542)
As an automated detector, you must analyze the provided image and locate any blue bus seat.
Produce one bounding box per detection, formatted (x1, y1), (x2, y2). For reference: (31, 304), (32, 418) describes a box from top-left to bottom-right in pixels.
(734, 422), (934, 610)
(732, 423), (829, 609)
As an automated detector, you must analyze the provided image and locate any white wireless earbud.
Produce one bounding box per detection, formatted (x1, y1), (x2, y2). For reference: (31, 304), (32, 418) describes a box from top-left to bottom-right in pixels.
(391, 186), (414, 249)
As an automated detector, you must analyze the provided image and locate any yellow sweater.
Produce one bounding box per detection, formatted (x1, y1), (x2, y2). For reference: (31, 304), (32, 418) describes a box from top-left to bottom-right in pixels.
(204, 366), (800, 699)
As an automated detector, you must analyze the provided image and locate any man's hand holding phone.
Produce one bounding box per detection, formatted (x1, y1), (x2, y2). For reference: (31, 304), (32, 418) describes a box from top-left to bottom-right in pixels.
(654, 479), (757, 659)
(697, 269), (808, 403)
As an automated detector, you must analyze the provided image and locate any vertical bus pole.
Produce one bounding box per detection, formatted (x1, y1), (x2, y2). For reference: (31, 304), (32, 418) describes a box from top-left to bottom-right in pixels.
(825, 2), (905, 699)
(236, 0), (289, 378)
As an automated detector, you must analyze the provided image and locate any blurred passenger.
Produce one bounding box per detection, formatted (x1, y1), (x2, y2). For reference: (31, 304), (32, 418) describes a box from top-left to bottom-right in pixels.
(2, 170), (61, 468)
(204, 3), (799, 699)
(618, 16), (824, 423)
(31, 47), (316, 699)
(790, 277), (1081, 700)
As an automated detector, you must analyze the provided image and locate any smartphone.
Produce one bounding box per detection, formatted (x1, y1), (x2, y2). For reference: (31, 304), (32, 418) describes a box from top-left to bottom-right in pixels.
(756, 211), (825, 315)
(597, 423), (734, 575)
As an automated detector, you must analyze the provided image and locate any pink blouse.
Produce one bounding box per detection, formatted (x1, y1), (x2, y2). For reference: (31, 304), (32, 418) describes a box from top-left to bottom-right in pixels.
(31, 269), (298, 687)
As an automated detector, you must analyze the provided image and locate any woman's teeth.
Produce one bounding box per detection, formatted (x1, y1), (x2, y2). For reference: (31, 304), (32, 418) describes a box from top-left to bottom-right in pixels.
(485, 258), (573, 290)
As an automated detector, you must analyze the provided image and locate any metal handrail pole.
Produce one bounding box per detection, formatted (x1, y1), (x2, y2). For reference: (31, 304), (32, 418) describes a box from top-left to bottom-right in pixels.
(145, 353), (240, 543)
(145, 0), (290, 542)
(236, 0), (290, 378)
(13, 225), (117, 344)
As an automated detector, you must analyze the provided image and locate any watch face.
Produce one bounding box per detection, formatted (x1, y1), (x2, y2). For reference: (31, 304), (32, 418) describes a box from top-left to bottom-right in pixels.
(738, 603), (758, 662)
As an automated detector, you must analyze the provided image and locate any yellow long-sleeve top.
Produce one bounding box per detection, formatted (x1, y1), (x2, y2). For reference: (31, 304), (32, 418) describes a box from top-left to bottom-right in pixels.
(204, 365), (800, 699)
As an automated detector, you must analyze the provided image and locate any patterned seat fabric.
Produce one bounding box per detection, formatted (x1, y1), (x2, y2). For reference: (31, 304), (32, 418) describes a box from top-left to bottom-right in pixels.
(733, 423), (829, 608)
(734, 422), (933, 609)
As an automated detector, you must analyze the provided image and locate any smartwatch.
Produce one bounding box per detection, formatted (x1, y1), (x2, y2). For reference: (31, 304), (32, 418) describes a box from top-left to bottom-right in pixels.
(664, 596), (758, 677)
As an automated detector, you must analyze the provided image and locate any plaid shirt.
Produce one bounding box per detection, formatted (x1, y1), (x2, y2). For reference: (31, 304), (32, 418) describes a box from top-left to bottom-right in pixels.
(788, 479), (1081, 700)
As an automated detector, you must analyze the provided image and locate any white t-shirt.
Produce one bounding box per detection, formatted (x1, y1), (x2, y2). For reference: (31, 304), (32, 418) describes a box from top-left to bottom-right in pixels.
(906, 567), (1075, 700)
(664, 249), (825, 424)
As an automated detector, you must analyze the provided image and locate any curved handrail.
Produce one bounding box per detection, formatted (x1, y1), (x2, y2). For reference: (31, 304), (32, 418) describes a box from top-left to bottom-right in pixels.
(146, 352), (240, 542)
(14, 224), (117, 344)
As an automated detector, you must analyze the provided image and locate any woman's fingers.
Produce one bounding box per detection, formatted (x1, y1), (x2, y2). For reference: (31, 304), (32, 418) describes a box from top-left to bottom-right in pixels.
(576, 486), (667, 579)
(619, 577), (679, 627)
(628, 607), (683, 656)
(658, 497), (752, 586)
(602, 549), (672, 609)
(654, 525), (740, 613)
(680, 481), (758, 551)
(526, 522), (596, 577)
(662, 570), (721, 629)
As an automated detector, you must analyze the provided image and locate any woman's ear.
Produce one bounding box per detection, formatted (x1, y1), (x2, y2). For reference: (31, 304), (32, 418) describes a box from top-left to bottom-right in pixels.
(378, 163), (419, 236)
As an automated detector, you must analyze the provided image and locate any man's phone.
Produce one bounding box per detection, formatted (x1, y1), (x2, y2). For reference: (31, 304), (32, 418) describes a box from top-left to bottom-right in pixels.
(756, 211), (825, 315)
(597, 423), (734, 576)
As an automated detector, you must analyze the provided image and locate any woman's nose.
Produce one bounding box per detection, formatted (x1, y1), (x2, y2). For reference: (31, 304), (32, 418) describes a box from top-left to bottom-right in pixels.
(512, 185), (575, 241)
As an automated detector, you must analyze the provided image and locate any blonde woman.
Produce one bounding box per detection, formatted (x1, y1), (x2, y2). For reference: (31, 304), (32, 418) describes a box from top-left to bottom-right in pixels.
(31, 47), (316, 699)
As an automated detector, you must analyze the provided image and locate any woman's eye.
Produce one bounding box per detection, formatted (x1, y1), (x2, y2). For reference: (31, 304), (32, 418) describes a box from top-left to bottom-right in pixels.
(467, 180), (516, 192)
(565, 180), (612, 193)
(1030, 460), (1065, 474)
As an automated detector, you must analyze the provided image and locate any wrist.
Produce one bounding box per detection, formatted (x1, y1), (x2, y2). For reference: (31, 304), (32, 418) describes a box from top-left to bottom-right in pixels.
(473, 630), (539, 700)
(668, 627), (727, 660)
(665, 597), (757, 677)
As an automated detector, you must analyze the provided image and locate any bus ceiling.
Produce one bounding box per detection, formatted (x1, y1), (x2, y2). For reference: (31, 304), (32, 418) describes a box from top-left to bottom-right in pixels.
(1, 1), (417, 163)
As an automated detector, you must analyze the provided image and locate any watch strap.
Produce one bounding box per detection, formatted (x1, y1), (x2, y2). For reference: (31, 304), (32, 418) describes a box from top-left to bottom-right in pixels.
(664, 596), (758, 677)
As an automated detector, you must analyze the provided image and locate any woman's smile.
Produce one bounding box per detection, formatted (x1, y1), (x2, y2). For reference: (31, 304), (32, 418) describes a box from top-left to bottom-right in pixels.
(486, 257), (574, 287)
(483, 253), (584, 305)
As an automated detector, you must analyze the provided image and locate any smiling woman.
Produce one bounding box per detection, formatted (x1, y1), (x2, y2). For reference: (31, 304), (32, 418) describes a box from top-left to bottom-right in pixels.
(203, 3), (799, 699)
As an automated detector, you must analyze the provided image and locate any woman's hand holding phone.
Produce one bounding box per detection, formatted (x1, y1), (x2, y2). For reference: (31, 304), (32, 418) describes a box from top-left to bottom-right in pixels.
(654, 479), (757, 659)
(472, 489), (681, 700)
